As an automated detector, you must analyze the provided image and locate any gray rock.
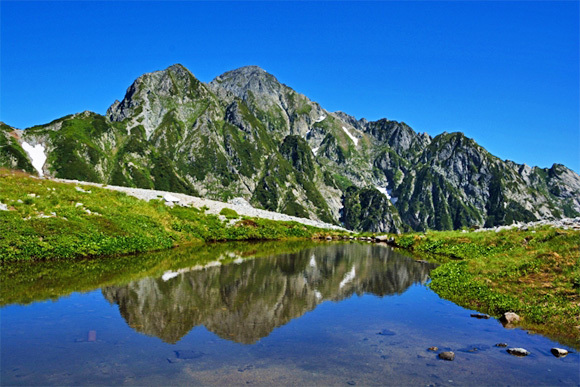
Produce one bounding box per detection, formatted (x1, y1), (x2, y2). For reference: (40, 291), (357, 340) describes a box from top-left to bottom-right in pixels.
(506, 348), (530, 357)
(500, 312), (521, 325)
(163, 193), (180, 202)
(438, 351), (455, 361)
(228, 197), (253, 208)
(0, 202), (8, 211)
(550, 348), (569, 358)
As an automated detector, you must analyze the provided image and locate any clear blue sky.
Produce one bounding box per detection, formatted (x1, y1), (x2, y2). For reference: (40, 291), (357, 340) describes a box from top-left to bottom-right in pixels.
(1, 1), (578, 172)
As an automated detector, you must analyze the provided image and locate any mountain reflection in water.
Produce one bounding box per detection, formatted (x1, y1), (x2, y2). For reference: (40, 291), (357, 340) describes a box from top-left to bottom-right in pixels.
(102, 244), (436, 344)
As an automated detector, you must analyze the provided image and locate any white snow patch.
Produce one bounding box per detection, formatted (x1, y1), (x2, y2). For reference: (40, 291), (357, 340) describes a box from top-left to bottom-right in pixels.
(314, 290), (323, 301)
(315, 114), (326, 123)
(375, 186), (391, 200)
(312, 147), (320, 156)
(164, 193), (180, 202)
(162, 271), (180, 281)
(339, 266), (356, 289)
(342, 127), (358, 146)
(21, 142), (47, 176)
(309, 254), (317, 268)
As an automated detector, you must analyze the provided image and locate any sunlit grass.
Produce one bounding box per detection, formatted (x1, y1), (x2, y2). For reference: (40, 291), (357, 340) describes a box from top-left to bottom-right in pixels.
(0, 169), (344, 261)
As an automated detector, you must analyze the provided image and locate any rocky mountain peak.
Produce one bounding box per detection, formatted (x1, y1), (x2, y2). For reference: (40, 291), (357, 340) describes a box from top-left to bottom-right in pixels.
(209, 65), (283, 103)
(106, 64), (210, 139)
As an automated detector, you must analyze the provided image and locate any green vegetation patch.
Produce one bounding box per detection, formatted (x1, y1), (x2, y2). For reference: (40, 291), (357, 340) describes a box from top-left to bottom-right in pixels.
(0, 169), (342, 262)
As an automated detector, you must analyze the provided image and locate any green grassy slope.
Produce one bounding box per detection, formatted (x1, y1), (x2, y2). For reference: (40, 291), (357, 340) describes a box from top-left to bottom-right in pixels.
(0, 169), (344, 262)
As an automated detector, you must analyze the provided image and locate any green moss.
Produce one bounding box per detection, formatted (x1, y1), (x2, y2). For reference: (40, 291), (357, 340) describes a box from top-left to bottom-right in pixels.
(219, 207), (239, 219)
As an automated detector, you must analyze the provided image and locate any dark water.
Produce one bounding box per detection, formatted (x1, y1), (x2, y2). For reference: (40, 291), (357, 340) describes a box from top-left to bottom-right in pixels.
(1, 242), (578, 386)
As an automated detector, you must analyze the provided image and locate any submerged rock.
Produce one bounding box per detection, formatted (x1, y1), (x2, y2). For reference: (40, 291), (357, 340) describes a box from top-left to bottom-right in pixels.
(506, 348), (530, 357)
(438, 351), (455, 361)
(427, 346), (438, 351)
(495, 343), (508, 348)
(377, 329), (396, 336)
(470, 313), (490, 319)
(174, 350), (204, 360)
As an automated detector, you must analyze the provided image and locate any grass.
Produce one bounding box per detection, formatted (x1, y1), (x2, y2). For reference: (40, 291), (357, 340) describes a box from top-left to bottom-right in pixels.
(0, 169), (346, 262)
(389, 228), (580, 348)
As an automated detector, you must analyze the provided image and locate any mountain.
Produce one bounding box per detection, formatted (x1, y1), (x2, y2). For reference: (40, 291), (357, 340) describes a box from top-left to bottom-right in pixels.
(2, 64), (579, 232)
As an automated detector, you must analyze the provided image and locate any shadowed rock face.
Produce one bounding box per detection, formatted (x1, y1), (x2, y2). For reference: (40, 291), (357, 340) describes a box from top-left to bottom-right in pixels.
(102, 244), (434, 344)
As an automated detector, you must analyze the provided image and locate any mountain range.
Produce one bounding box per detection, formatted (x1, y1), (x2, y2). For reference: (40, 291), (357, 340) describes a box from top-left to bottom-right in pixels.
(2, 64), (579, 232)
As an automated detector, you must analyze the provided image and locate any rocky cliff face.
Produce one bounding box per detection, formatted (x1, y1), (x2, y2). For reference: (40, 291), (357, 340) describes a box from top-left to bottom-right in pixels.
(2, 64), (579, 232)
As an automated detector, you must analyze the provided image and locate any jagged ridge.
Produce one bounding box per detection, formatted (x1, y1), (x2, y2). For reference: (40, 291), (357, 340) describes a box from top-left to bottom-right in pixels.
(2, 64), (579, 232)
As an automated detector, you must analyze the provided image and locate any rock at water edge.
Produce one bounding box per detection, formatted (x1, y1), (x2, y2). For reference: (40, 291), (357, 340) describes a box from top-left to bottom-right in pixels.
(500, 312), (521, 325)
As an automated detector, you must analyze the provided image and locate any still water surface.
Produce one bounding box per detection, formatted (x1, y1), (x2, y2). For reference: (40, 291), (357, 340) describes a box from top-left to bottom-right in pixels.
(1, 242), (578, 385)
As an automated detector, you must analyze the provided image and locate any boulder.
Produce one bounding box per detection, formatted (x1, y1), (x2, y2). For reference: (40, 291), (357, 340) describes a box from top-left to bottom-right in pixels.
(163, 193), (180, 202)
(438, 351), (455, 361)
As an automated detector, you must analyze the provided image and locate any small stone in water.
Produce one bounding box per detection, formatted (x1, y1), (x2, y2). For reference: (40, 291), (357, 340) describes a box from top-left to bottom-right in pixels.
(495, 343), (508, 347)
(506, 348), (530, 357)
(377, 329), (396, 336)
(470, 313), (490, 319)
(550, 348), (569, 358)
(438, 351), (455, 361)
(347, 381), (356, 385)
(428, 347), (439, 351)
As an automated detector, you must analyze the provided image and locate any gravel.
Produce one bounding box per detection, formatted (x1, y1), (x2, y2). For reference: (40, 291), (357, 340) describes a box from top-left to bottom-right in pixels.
(52, 178), (347, 231)
(473, 217), (580, 232)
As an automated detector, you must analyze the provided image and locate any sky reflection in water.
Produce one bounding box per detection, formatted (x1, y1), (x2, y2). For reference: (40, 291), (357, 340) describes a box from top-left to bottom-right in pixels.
(1, 242), (578, 385)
